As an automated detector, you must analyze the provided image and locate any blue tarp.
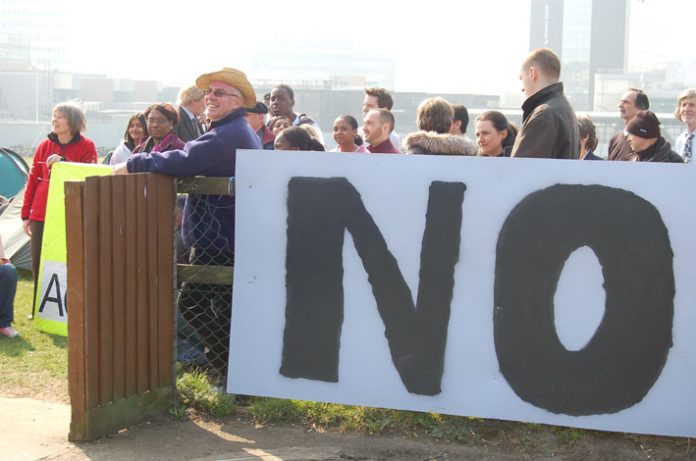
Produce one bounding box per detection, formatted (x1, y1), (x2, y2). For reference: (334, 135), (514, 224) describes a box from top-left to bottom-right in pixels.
(0, 148), (29, 199)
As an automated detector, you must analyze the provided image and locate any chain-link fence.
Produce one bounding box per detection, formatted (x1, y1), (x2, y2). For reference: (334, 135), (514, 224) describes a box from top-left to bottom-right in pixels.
(174, 178), (235, 382)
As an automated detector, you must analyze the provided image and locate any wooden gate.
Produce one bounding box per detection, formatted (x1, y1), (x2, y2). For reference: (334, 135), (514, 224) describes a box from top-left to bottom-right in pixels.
(65, 173), (176, 442)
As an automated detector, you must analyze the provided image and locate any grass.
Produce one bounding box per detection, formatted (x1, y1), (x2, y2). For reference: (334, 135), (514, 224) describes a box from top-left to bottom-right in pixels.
(1, 269), (689, 456)
(248, 398), (489, 442)
(176, 365), (236, 418)
(0, 268), (69, 402)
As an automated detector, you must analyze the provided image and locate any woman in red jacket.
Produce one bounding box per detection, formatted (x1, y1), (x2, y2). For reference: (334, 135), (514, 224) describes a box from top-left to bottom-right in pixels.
(21, 102), (97, 313)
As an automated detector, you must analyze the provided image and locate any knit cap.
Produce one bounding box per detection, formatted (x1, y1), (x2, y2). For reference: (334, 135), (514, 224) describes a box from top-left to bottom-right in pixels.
(626, 110), (661, 139)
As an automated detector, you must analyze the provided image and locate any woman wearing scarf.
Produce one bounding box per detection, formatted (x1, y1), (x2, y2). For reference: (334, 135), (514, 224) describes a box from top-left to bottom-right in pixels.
(133, 103), (185, 154)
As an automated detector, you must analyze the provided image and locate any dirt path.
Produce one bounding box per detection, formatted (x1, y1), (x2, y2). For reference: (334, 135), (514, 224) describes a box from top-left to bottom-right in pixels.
(2, 396), (695, 461)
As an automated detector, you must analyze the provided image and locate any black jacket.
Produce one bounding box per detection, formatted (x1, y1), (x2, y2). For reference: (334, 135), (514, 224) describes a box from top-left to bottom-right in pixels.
(635, 137), (683, 163)
(512, 82), (579, 159)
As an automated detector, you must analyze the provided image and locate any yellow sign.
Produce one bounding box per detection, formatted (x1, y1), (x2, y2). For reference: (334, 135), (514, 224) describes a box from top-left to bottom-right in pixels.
(34, 162), (112, 335)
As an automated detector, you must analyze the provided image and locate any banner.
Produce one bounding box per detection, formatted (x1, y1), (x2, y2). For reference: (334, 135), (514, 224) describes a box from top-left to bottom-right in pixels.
(229, 150), (696, 438)
(34, 162), (112, 335)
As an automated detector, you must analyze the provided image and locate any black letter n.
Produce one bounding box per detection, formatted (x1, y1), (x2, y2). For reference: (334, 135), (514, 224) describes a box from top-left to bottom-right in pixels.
(281, 177), (466, 395)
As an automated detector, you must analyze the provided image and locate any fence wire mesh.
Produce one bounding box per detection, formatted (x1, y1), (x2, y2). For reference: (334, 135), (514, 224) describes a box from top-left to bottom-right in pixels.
(174, 180), (235, 381)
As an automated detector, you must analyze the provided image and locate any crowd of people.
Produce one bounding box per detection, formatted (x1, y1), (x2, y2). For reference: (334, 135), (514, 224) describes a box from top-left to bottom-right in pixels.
(2, 47), (694, 345)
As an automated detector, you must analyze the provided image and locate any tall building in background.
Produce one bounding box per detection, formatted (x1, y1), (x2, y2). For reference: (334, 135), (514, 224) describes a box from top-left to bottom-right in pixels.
(0, 0), (70, 71)
(530, 0), (665, 110)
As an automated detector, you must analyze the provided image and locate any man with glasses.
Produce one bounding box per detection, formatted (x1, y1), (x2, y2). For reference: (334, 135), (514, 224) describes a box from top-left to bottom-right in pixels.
(113, 67), (261, 373)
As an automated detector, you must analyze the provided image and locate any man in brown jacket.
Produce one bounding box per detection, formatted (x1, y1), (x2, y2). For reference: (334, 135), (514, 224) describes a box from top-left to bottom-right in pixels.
(511, 48), (579, 159)
(607, 88), (650, 161)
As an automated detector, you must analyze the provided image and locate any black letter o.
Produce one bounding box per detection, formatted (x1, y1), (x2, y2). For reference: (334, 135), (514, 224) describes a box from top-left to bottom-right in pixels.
(494, 185), (674, 415)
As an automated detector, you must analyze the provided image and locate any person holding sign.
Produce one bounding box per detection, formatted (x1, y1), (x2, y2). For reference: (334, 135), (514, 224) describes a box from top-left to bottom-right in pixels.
(21, 103), (97, 316)
(0, 234), (20, 338)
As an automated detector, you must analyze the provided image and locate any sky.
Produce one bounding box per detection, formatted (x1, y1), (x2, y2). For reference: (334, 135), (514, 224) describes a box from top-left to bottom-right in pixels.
(66, 0), (695, 96)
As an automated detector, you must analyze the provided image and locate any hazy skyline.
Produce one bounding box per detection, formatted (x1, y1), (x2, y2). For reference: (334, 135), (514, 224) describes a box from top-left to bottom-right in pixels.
(56, 0), (696, 95)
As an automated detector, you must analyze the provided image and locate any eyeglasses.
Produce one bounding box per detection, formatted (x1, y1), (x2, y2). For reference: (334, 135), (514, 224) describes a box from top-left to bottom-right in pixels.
(204, 88), (242, 99)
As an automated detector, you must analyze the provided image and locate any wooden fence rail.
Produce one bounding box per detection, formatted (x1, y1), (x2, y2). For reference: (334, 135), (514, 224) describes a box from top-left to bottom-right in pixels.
(66, 174), (235, 441)
(66, 173), (176, 442)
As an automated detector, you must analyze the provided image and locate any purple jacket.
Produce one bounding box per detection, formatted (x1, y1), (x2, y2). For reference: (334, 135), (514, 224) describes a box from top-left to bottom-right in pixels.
(127, 108), (261, 253)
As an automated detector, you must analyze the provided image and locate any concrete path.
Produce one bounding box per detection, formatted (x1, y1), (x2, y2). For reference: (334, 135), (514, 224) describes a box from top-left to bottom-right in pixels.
(0, 397), (75, 461)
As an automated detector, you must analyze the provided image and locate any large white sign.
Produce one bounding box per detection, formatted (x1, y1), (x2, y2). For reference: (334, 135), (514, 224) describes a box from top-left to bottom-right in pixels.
(229, 150), (696, 438)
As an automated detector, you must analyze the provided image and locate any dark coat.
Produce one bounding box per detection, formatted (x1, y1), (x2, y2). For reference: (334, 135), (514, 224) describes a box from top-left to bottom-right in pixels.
(132, 131), (186, 154)
(257, 125), (275, 150)
(175, 107), (203, 142)
(128, 108), (262, 253)
(607, 131), (635, 161)
(403, 131), (476, 156)
(583, 150), (603, 160)
(511, 82), (579, 159)
(635, 137), (684, 163)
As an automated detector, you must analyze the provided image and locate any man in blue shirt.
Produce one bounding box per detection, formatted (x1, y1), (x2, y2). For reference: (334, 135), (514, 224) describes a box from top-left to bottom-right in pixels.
(114, 67), (261, 371)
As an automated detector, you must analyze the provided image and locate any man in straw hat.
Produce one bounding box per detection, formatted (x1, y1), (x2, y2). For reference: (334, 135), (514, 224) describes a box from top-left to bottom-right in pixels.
(114, 67), (261, 372)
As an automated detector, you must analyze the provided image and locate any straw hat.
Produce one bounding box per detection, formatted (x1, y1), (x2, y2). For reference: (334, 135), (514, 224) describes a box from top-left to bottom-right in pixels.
(195, 67), (256, 109)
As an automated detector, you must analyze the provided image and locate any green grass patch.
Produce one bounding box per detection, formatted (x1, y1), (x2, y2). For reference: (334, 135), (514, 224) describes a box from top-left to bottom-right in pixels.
(0, 269), (68, 401)
(176, 366), (236, 418)
(249, 397), (488, 442)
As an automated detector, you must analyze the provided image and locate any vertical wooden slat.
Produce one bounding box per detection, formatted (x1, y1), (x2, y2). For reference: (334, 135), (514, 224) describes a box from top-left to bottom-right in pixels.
(111, 175), (126, 401)
(124, 175), (138, 396)
(66, 181), (86, 440)
(135, 174), (149, 392)
(67, 173), (181, 441)
(155, 176), (175, 385)
(83, 177), (101, 410)
(98, 177), (114, 405)
(146, 174), (160, 388)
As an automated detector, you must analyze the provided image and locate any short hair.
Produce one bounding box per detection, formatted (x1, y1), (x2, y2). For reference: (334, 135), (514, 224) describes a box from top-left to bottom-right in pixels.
(273, 84), (294, 100)
(523, 48), (561, 81)
(451, 104), (469, 134)
(178, 85), (205, 106)
(370, 108), (395, 133)
(364, 87), (394, 110)
(53, 102), (86, 134)
(577, 115), (598, 151)
(674, 88), (696, 122)
(276, 126), (325, 151)
(123, 112), (148, 149)
(416, 97), (453, 134)
(630, 88), (650, 110)
(144, 103), (179, 125)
